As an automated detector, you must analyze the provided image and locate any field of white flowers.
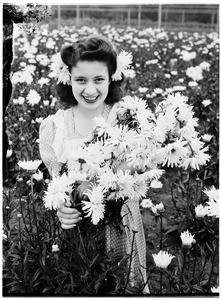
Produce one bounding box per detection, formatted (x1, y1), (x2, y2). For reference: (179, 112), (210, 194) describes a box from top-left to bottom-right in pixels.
(3, 23), (219, 295)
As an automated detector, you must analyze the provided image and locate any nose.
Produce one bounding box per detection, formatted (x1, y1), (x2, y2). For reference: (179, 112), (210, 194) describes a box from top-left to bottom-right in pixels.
(84, 81), (97, 95)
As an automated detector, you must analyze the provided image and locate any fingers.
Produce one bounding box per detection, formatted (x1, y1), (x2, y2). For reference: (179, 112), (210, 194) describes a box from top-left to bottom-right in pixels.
(58, 202), (80, 215)
(57, 209), (81, 220)
(59, 215), (82, 229)
(61, 224), (76, 230)
(57, 201), (82, 230)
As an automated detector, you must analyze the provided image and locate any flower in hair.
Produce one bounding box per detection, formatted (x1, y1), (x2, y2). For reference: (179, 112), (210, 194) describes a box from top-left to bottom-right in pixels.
(49, 53), (71, 85)
(112, 50), (133, 81)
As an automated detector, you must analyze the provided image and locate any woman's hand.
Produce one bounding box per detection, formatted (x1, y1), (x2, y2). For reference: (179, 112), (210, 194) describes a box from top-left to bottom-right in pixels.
(57, 193), (82, 229)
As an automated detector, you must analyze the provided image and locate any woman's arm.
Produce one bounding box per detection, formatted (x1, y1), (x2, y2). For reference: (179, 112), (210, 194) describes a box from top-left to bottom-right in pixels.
(39, 116), (62, 176)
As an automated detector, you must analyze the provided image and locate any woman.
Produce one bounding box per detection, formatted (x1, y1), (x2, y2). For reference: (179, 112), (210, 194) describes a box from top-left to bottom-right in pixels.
(39, 35), (149, 293)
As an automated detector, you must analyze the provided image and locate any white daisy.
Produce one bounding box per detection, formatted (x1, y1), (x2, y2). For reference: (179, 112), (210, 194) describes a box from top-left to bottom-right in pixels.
(43, 174), (73, 210)
(82, 183), (106, 225)
(18, 159), (42, 171)
(152, 250), (175, 269)
(49, 52), (71, 85)
(204, 186), (219, 218)
(112, 50), (133, 81)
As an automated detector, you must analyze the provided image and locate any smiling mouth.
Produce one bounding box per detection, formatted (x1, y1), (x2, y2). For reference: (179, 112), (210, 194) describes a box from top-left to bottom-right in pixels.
(82, 95), (99, 103)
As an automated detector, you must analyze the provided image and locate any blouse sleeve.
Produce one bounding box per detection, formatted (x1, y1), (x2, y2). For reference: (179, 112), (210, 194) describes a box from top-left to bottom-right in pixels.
(39, 115), (62, 176)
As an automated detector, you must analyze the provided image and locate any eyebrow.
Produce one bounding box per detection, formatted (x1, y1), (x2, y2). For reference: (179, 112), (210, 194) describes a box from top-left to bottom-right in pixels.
(73, 75), (106, 79)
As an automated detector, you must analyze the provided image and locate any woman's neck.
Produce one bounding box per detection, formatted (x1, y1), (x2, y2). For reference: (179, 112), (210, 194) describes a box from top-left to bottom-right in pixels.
(74, 103), (105, 120)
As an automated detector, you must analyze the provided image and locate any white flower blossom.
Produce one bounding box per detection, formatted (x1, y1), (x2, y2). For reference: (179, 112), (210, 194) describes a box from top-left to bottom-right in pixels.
(155, 202), (165, 213)
(49, 52), (71, 85)
(43, 100), (50, 106)
(150, 180), (163, 189)
(152, 250), (175, 269)
(186, 66), (203, 81)
(202, 99), (212, 107)
(43, 174), (73, 210)
(204, 186), (219, 218)
(52, 244), (59, 252)
(188, 81), (198, 87)
(180, 50), (196, 61)
(154, 88), (164, 94)
(38, 77), (50, 87)
(18, 97), (25, 105)
(139, 87), (148, 93)
(140, 198), (153, 209)
(195, 204), (208, 219)
(33, 170), (43, 181)
(35, 117), (44, 123)
(82, 183), (106, 225)
(211, 286), (219, 293)
(26, 90), (41, 106)
(180, 230), (195, 248)
(112, 50), (133, 81)
(199, 61), (210, 71)
(18, 159), (42, 171)
(6, 149), (13, 158)
(201, 134), (213, 142)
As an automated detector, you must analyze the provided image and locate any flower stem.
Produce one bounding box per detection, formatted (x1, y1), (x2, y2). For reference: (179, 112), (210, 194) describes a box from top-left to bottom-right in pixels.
(160, 270), (163, 294)
(141, 267), (155, 293)
(160, 212), (163, 250)
(77, 225), (87, 259)
(179, 248), (187, 292)
(192, 220), (199, 280)
(123, 229), (136, 294)
(169, 182), (181, 217)
(206, 239), (218, 292)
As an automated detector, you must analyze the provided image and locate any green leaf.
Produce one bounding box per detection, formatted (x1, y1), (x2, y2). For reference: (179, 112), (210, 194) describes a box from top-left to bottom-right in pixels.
(176, 252), (184, 272)
(30, 268), (43, 287)
(89, 253), (100, 268)
(164, 224), (180, 235)
(200, 279), (208, 287)
(206, 242), (214, 255)
(192, 285), (204, 292)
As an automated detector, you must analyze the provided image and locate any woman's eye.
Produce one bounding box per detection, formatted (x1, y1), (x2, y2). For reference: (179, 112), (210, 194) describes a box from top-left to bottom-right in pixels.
(95, 78), (104, 83)
(76, 78), (86, 83)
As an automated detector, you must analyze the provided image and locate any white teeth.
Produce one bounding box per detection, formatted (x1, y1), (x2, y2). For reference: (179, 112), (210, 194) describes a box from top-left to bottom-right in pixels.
(83, 96), (98, 101)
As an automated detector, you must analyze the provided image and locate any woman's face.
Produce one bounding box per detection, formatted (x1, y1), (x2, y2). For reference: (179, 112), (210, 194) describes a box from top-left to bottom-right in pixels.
(71, 60), (110, 111)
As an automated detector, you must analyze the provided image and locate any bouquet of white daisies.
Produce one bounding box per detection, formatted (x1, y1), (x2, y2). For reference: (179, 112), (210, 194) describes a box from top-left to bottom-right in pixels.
(43, 93), (210, 226)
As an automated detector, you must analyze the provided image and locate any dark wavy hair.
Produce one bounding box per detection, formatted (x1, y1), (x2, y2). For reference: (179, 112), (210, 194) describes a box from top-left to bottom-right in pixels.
(55, 35), (124, 107)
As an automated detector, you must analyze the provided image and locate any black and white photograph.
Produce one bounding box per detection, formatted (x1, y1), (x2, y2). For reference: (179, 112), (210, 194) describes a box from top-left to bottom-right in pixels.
(2, 1), (219, 296)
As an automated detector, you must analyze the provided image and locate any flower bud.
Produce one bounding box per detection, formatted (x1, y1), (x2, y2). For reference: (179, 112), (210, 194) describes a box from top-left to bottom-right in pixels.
(6, 149), (13, 158)
(33, 170), (43, 181)
(155, 202), (165, 213)
(201, 134), (213, 143)
(52, 244), (59, 252)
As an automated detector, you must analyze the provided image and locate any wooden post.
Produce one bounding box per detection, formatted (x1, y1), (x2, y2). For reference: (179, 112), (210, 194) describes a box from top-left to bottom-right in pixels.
(138, 5), (141, 30)
(127, 9), (131, 27)
(57, 5), (61, 29)
(76, 5), (80, 27)
(165, 9), (168, 27)
(158, 4), (162, 28)
(211, 12), (215, 31)
(216, 11), (219, 33)
(181, 10), (185, 25)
